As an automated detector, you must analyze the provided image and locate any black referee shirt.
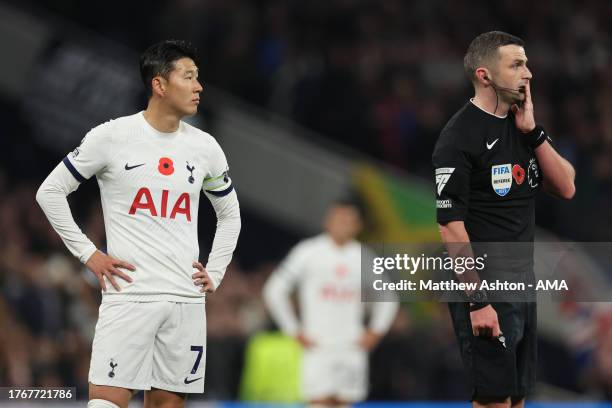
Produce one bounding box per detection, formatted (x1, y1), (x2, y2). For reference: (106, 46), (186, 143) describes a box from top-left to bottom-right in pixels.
(432, 101), (543, 243)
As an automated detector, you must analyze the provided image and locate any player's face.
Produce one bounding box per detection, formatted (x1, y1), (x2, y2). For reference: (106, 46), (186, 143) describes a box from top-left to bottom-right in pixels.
(163, 57), (203, 117)
(325, 205), (362, 243)
(492, 44), (532, 104)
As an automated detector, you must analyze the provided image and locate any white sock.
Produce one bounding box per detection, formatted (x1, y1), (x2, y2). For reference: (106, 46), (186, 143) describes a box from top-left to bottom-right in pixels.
(87, 399), (120, 408)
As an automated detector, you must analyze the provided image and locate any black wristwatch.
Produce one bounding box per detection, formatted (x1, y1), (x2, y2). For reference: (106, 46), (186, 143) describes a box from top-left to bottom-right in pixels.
(524, 125), (552, 149)
(468, 289), (489, 311)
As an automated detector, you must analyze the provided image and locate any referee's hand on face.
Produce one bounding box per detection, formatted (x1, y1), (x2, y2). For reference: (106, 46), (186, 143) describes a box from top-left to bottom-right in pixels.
(511, 80), (536, 133)
(470, 305), (501, 338)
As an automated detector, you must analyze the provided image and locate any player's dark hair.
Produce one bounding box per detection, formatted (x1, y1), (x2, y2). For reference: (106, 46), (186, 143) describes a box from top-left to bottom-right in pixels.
(332, 194), (365, 219)
(464, 31), (524, 83)
(139, 40), (200, 97)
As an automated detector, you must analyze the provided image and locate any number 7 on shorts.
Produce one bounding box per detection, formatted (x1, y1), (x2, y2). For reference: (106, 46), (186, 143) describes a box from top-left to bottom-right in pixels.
(190, 345), (204, 374)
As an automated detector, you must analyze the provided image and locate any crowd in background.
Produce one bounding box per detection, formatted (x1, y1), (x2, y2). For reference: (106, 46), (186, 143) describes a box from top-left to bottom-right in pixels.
(194, 0), (611, 241)
(153, 0), (611, 240)
(28, 0), (612, 237)
(2, 0), (612, 401)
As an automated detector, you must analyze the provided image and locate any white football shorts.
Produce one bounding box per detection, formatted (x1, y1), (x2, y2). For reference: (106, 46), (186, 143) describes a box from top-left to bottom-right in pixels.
(88, 301), (206, 393)
(302, 345), (368, 402)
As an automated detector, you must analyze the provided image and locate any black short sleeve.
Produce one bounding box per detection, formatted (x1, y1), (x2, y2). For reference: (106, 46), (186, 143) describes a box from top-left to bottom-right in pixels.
(432, 130), (472, 224)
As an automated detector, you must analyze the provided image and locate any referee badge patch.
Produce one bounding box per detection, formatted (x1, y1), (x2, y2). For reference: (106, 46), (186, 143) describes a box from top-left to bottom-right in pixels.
(435, 167), (455, 196)
(528, 158), (540, 188)
(491, 164), (512, 196)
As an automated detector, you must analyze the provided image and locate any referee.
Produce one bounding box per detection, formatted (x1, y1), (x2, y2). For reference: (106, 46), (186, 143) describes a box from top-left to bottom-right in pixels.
(432, 31), (575, 408)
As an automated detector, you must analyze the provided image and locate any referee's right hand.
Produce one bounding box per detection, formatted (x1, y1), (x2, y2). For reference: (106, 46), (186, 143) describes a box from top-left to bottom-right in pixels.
(470, 305), (501, 338)
(85, 250), (135, 292)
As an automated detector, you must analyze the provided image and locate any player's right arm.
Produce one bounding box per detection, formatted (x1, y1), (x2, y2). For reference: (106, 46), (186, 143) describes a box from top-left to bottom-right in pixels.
(262, 242), (313, 347)
(433, 130), (500, 338)
(36, 125), (134, 291)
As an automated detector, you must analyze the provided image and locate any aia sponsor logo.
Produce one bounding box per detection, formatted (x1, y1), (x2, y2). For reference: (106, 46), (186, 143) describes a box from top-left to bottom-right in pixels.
(320, 285), (357, 301)
(129, 188), (191, 221)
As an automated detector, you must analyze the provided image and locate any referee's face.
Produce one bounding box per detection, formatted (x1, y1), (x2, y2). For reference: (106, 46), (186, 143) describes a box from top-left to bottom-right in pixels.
(494, 45), (532, 104)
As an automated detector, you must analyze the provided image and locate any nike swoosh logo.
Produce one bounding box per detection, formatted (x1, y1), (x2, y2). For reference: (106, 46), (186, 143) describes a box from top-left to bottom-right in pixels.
(125, 163), (145, 170)
(184, 377), (203, 384)
(486, 139), (499, 150)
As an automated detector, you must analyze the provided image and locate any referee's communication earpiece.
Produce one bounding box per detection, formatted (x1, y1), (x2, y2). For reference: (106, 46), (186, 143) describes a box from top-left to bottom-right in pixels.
(482, 73), (525, 114)
(484, 75), (523, 95)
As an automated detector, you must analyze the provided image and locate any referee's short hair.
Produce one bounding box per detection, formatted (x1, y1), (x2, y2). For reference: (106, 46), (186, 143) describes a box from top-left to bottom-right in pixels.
(464, 31), (524, 83)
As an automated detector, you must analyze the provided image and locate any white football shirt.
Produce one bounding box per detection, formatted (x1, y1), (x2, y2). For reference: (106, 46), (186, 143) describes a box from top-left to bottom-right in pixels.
(263, 234), (398, 347)
(38, 112), (240, 303)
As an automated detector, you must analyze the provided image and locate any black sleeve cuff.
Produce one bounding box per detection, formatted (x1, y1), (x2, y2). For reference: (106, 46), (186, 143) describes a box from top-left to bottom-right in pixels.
(62, 157), (87, 183)
(524, 125), (552, 149)
(436, 213), (466, 225)
(469, 302), (490, 312)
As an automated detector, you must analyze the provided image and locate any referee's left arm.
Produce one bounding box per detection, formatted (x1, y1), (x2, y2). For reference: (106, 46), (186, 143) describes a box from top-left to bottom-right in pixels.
(534, 140), (576, 200)
(513, 81), (575, 200)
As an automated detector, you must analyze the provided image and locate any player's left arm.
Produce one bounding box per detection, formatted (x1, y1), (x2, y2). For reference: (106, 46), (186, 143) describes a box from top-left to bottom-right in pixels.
(194, 191), (240, 292)
(512, 81), (576, 200)
(197, 140), (241, 292)
(362, 302), (399, 351)
(362, 248), (400, 351)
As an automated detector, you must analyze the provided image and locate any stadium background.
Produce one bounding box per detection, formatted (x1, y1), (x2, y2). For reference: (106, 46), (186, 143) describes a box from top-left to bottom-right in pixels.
(0, 0), (611, 406)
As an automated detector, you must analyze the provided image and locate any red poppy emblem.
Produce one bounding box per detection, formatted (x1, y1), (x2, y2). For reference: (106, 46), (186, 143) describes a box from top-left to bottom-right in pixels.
(158, 157), (174, 175)
(512, 164), (525, 185)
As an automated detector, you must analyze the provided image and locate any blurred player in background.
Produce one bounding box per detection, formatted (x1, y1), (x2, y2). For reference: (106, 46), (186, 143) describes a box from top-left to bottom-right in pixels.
(263, 199), (399, 407)
(36, 40), (241, 408)
(433, 31), (575, 408)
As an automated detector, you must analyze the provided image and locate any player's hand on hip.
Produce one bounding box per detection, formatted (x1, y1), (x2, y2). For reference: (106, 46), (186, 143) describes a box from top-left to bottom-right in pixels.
(512, 80), (536, 133)
(359, 330), (382, 351)
(85, 250), (135, 292)
(470, 304), (501, 338)
(295, 332), (316, 349)
(192, 261), (215, 293)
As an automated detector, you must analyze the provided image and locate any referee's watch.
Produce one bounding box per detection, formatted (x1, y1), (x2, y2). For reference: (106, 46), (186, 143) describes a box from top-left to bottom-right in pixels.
(467, 289), (489, 312)
(524, 125), (552, 149)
